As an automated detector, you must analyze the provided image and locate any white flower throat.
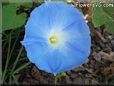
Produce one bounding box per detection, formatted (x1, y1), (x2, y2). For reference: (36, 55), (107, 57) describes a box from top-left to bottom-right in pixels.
(48, 29), (68, 49)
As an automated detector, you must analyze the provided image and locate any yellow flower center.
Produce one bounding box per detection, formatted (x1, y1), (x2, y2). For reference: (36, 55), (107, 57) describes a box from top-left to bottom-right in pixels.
(49, 35), (59, 44)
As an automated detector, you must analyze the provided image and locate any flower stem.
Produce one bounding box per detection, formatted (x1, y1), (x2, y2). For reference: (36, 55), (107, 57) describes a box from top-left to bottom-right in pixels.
(54, 76), (57, 85)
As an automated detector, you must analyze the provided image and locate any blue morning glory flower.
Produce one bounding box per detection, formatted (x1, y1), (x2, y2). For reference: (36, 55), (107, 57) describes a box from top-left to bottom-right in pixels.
(21, 1), (91, 75)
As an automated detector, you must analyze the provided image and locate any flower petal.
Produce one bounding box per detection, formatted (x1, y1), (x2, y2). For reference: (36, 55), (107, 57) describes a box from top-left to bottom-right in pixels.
(56, 43), (88, 73)
(62, 19), (91, 56)
(22, 41), (52, 72)
(44, 2), (84, 30)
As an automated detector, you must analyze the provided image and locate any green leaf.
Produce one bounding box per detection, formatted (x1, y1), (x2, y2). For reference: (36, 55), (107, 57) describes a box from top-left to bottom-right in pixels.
(8, 0), (34, 3)
(0, 3), (2, 29)
(3, 0), (33, 8)
(2, 4), (27, 31)
(91, 7), (109, 27)
(20, 3), (32, 8)
(50, 0), (67, 2)
(13, 62), (30, 74)
(55, 72), (66, 81)
(12, 74), (19, 84)
(106, 21), (114, 34)
(91, 5), (114, 35)
(54, 72), (66, 84)
(9, 0), (33, 8)
(102, 7), (114, 19)
(0, 70), (2, 84)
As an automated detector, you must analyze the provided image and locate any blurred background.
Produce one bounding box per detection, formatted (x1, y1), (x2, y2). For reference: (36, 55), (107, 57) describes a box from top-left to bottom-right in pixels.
(1, 0), (114, 85)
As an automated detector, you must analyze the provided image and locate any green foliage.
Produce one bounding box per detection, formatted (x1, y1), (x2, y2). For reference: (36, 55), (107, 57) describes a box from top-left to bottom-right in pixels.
(54, 72), (67, 84)
(8, 0), (33, 8)
(2, 4), (27, 31)
(91, 5), (114, 34)
(2, 29), (30, 84)
(8, 0), (34, 3)
(50, 0), (68, 2)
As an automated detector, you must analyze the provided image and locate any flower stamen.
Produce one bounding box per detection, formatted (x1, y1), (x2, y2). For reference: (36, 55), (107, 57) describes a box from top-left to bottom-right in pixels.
(50, 35), (59, 44)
